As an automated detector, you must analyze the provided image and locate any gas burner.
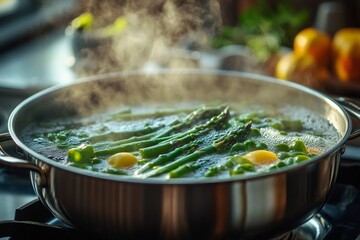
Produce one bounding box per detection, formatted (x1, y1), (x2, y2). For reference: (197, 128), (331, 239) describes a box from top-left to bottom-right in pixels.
(290, 214), (331, 240)
(267, 214), (331, 240)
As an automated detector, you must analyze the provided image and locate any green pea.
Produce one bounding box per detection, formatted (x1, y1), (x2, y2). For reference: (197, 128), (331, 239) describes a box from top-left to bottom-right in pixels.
(281, 119), (303, 131)
(241, 164), (256, 172)
(244, 140), (256, 150)
(237, 114), (253, 123)
(225, 159), (236, 168)
(276, 161), (287, 168)
(219, 165), (227, 171)
(67, 144), (95, 164)
(291, 140), (307, 153)
(269, 165), (278, 170)
(57, 133), (68, 141)
(231, 156), (252, 164)
(204, 166), (219, 177)
(56, 142), (70, 149)
(250, 128), (261, 137)
(255, 142), (268, 150)
(46, 133), (56, 141)
(277, 152), (290, 160)
(230, 143), (245, 152)
(284, 157), (295, 165)
(295, 155), (310, 163)
(230, 166), (245, 176)
(276, 143), (290, 152)
(271, 122), (283, 130)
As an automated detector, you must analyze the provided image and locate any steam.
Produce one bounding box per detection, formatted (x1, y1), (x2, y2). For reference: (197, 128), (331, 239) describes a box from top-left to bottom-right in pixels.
(73, 0), (222, 76)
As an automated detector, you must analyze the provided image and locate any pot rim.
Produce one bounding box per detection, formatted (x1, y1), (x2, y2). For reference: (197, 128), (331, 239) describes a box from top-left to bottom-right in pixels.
(7, 68), (352, 184)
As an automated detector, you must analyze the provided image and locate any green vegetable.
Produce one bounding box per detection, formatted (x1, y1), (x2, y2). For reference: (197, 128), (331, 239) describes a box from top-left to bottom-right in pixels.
(139, 106), (230, 158)
(276, 143), (290, 152)
(231, 155), (252, 165)
(169, 163), (200, 178)
(250, 128), (261, 137)
(102, 168), (127, 175)
(52, 104), (325, 179)
(136, 143), (198, 174)
(212, 0), (309, 61)
(244, 140), (256, 150)
(87, 125), (164, 142)
(94, 135), (174, 156)
(230, 165), (245, 176)
(71, 12), (94, 31)
(230, 143), (246, 152)
(154, 105), (228, 138)
(68, 144), (96, 164)
(295, 155), (310, 163)
(204, 166), (220, 177)
(241, 163), (256, 172)
(277, 152), (290, 160)
(291, 140), (307, 153)
(141, 122), (252, 178)
(281, 119), (303, 131)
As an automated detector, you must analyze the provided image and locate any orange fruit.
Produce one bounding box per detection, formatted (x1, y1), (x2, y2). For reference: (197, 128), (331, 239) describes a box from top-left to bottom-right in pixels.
(293, 28), (331, 66)
(332, 28), (360, 83)
(275, 51), (329, 88)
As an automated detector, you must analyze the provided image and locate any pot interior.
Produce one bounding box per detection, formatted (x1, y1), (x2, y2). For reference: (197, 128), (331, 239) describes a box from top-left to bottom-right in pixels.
(9, 69), (350, 171)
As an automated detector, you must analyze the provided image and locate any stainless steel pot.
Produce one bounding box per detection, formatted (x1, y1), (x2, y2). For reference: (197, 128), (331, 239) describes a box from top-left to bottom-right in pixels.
(1, 69), (360, 239)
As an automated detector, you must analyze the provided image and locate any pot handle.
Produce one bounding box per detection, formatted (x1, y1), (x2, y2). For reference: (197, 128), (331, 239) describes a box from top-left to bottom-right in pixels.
(0, 132), (47, 187)
(336, 97), (360, 140)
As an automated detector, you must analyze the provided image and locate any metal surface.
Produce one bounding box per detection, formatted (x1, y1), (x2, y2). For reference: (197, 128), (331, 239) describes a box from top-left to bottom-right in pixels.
(0, 69), (359, 239)
(336, 97), (360, 139)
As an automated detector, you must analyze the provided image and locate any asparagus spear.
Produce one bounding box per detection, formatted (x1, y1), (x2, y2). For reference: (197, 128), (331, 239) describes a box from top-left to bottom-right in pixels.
(108, 107), (196, 121)
(90, 106), (229, 156)
(154, 105), (227, 138)
(94, 135), (176, 156)
(169, 163), (201, 178)
(89, 105), (226, 148)
(140, 121), (252, 178)
(101, 105), (225, 142)
(94, 133), (172, 148)
(135, 142), (199, 175)
(86, 125), (164, 142)
(139, 106), (230, 158)
(66, 105), (229, 161)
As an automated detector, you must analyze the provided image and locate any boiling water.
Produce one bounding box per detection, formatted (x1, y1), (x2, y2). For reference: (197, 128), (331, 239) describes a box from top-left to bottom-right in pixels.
(20, 103), (341, 179)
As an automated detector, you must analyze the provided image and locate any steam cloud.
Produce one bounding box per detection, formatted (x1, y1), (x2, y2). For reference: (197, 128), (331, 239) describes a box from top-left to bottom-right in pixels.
(73, 0), (222, 76)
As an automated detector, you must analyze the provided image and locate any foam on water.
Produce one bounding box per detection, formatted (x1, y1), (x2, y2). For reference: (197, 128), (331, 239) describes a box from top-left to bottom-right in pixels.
(259, 106), (341, 152)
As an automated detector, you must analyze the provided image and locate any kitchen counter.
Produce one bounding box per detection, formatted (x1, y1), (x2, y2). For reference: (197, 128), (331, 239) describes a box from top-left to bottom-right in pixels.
(0, 28), (76, 94)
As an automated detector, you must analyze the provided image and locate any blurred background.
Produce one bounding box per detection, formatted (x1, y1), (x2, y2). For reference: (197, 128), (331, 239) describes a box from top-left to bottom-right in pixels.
(0, 0), (359, 100)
